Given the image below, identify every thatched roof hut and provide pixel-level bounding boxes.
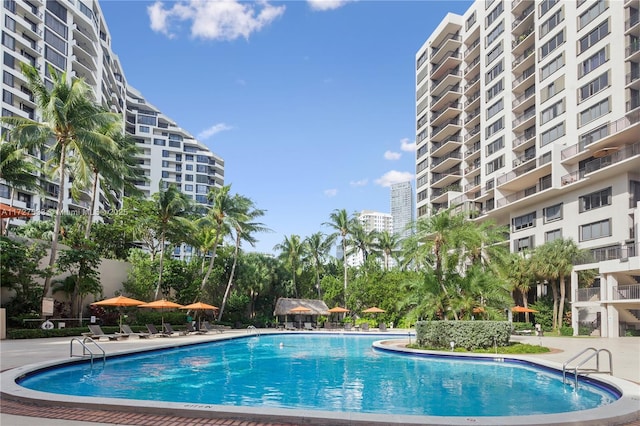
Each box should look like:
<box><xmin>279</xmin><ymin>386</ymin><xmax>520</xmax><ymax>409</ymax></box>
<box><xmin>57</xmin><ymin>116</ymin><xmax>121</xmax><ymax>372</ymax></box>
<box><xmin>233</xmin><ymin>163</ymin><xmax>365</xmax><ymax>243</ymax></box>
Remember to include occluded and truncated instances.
<box><xmin>273</xmin><ymin>298</ymin><xmax>330</xmax><ymax>316</ymax></box>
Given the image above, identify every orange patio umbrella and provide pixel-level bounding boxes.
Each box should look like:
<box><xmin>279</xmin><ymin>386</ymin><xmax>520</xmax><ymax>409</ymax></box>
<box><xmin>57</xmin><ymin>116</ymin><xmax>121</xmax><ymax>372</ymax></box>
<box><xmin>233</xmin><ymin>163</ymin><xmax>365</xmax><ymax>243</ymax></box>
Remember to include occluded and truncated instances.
<box><xmin>91</xmin><ymin>296</ymin><xmax>146</xmax><ymax>332</ymax></box>
<box><xmin>0</xmin><ymin>203</ymin><xmax>33</xmax><ymax>235</ymax></box>
<box><xmin>138</xmin><ymin>299</ymin><xmax>184</xmax><ymax>326</ymax></box>
<box><xmin>362</xmin><ymin>306</ymin><xmax>385</xmax><ymax>314</ymax></box>
<box><xmin>289</xmin><ymin>305</ymin><xmax>311</xmax><ymax>329</ymax></box>
<box><xmin>328</xmin><ymin>306</ymin><xmax>350</xmax><ymax>313</ymax></box>
<box><xmin>512</xmin><ymin>306</ymin><xmax>538</xmax><ymax>313</ymax></box>
<box><xmin>181</xmin><ymin>302</ymin><xmax>219</xmax><ymax>329</ymax></box>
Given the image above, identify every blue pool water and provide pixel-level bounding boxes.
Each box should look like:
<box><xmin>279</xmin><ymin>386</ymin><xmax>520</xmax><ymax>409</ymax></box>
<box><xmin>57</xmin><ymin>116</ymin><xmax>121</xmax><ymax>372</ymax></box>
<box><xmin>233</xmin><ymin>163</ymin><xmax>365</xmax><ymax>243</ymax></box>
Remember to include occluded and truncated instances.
<box><xmin>19</xmin><ymin>334</ymin><xmax>617</xmax><ymax>416</ymax></box>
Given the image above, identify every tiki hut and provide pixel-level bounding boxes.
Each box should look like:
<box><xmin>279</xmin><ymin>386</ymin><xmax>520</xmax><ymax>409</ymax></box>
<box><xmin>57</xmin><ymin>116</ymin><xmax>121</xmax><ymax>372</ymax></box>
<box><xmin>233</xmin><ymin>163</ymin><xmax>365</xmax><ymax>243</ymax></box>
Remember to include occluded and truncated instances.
<box><xmin>274</xmin><ymin>298</ymin><xmax>330</xmax><ymax>328</ymax></box>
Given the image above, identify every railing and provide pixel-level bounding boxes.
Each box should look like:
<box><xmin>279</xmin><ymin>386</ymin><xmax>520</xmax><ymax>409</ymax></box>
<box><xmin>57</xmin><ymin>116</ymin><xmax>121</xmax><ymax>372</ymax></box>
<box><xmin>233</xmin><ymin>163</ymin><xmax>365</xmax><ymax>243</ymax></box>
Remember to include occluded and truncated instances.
<box><xmin>513</xmin><ymin>108</ymin><xmax>536</xmax><ymax>127</ymax></box>
<box><xmin>464</xmin><ymin>108</ymin><xmax>480</xmax><ymax>124</ymax></box>
<box><xmin>512</xmin><ymin>4</ymin><xmax>535</xmax><ymax>29</ymax></box>
<box><xmin>495</xmin><ymin>177</ymin><xmax>552</xmax><ymax>208</ymax></box>
<box><xmin>431</xmin><ymin>70</ymin><xmax>463</xmax><ymax>92</ymax></box>
<box><xmin>497</xmin><ymin>152</ymin><xmax>551</xmax><ymax>186</ymax></box>
<box><xmin>465</xmin><ymin>91</ymin><xmax>480</xmax><ymax>107</ymax></box>
<box><xmin>430</xmin><ymin>169</ymin><xmax>461</xmax><ymax>186</ymax></box>
<box><xmin>561</xmin><ymin>142</ymin><xmax>640</xmax><ymax>185</ymax></box>
<box><xmin>465</xmin><ymin>56</ymin><xmax>480</xmax><ymax>74</ymax></box>
<box><xmin>431</xmin><ymin>135</ymin><xmax>462</xmax><ymax>154</ymax></box>
<box><xmin>431</xmin><ymin>101</ymin><xmax>462</xmax><ymax>123</ymax></box>
<box><xmin>432</xmin><ymin>150</ymin><xmax>462</xmax><ymax>168</ymax></box>
<box><xmin>626</xmin><ymin>41</ymin><xmax>640</xmax><ymax>58</ymax></box>
<box><xmin>431</xmin><ymin>33</ymin><xmax>462</xmax><ymax>58</ymax></box>
<box><xmin>512</xmin><ymin>65</ymin><xmax>535</xmax><ymax>88</ymax></box>
<box><xmin>464</xmin><ymin>142</ymin><xmax>481</xmax><ymax>158</ymax></box>
<box><xmin>626</xmin><ymin>70</ymin><xmax>640</xmax><ymax>85</ymax></box>
<box><xmin>430</xmin><ymin>84</ymin><xmax>461</xmax><ymax>107</ymax></box>
<box><xmin>513</xmin><ymin>127</ymin><xmax>536</xmax><ymax>147</ymax></box>
<box><xmin>613</xmin><ymin>284</ymin><xmax>640</xmax><ymax>300</ymax></box>
<box><xmin>464</xmin><ymin>126</ymin><xmax>480</xmax><ymax>141</ymax></box>
<box><xmin>575</xmin><ymin>243</ymin><xmax>638</xmax><ymax>265</ymax></box>
<box><xmin>512</xmin><ymin>27</ymin><xmax>534</xmax><ymax>48</ymax></box>
<box><xmin>576</xmin><ymin>287</ymin><xmax>600</xmax><ymax>302</ymax></box>
<box><xmin>625</xmin><ymin>14</ymin><xmax>639</xmax><ymax>30</ymax></box>
<box><xmin>431</xmin><ymin>51</ymin><xmax>462</xmax><ymax>75</ymax></box>
<box><xmin>463</xmin><ymin>38</ymin><xmax>480</xmax><ymax>58</ymax></box>
<box><xmin>431</xmin><ymin>118</ymin><xmax>462</xmax><ymax>139</ymax></box>
<box><xmin>562</xmin><ymin>348</ymin><xmax>612</xmax><ymax>390</ymax></box>
<box><xmin>513</xmin><ymin>84</ymin><xmax>536</xmax><ymax>107</ymax></box>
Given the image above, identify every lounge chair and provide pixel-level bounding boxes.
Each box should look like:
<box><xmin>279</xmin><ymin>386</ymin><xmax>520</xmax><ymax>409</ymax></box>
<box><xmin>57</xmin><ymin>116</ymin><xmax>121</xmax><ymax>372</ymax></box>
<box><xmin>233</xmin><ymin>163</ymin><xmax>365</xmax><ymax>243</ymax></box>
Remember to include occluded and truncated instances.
<box><xmin>87</xmin><ymin>324</ymin><xmax>127</xmax><ymax>341</ymax></box>
<box><xmin>285</xmin><ymin>322</ymin><xmax>295</xmax><ymax>331</ymax></box>
<box><xmin>344</xmin><ymin>323</ymin><xmax>352</xmax><ymax>331</ymax></box>
<box><xmin>202</xmin><ymin>321</ymin><xmax>224</xmax><ymax>334</ymax></box>
<box><xmin>118</xmin><ymin>324</ymin><xmax>151</xmax><ymax>338</ymax></box>
<box><xmin>379</xmin><ymin>322</ymin><xmax>387</xmax><ymax>332</ymax></box>
<box><xmin>163</xmin><ymin>323</ymin><xmax>187</xmax><ymax>336</ymax></box>
<box><xmin>185</xmin><ymin>322</ymin><xmax>204</xmax><ymax>335</ymax></box>
<box><xmin>361</xmin><ymin>323</ymin><xmax>370</xmax><ymax>332</ymax></box>
<box><xmin>146</xmin><ymin>323</ymin><xmax>170</xmax><ymax>337</ymax></box>
<box><xmin>304</xmin><ymin>322</ymin><xmax>314</xmax><ymax>331</ymax></box>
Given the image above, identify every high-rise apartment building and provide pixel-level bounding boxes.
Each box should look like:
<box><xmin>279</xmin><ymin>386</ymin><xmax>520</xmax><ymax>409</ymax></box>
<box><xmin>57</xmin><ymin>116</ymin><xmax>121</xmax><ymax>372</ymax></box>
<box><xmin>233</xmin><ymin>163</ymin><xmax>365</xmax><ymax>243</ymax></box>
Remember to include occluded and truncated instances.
<box><xmin>346</xmin><ymin>210</ymin><xmax>393</xmax><ymax>267</ymax></box>
<box><xmin>390</xmin><ymin>181</ymin><xmax>415</xmax><ymax>238</ymax></box>
<box><xmin>0</xmin><ymin>0</ymin><xmax>224</xmax><ymax>244</ymax></box>
<box><xmin>416</xmin><ymin>0</ymin><xmax>639</xmax><ymax>337</ymax></box>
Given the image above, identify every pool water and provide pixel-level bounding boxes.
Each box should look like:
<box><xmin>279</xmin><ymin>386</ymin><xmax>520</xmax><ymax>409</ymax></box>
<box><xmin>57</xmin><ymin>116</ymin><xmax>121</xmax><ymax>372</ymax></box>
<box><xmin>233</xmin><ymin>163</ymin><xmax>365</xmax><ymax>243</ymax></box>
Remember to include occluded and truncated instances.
<box><xmin>19</xmin><ymin>334</ymin><xmax>617</xmax><ymax>416</ymax></box>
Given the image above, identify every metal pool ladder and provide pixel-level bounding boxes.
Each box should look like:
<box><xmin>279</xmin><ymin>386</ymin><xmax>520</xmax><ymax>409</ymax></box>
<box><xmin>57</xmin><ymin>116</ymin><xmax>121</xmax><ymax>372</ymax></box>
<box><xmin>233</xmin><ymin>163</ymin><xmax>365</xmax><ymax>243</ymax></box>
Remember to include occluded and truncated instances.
<box><xmin>247</xmin><ymin>325</ymin><xmax>260</xmax><ymax>335</ymax></box>
<box><xmin>562</xmin><ymin>347</ymin><xmax>613</xmax><ymax>389</ymax></box>
<box><xmin>70</xmin><ymin>336</ymin><xmax>106</xmax><ymax>366</ymax></box>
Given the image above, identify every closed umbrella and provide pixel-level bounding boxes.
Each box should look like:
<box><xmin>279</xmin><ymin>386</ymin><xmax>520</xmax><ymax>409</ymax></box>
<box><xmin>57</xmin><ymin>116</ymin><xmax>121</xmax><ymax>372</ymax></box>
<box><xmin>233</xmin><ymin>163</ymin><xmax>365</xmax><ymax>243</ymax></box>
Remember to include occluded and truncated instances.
<box><xmin>138</xmin><ymin>299</ymin><xmax>184</xmax><ymax>326</ymax></box>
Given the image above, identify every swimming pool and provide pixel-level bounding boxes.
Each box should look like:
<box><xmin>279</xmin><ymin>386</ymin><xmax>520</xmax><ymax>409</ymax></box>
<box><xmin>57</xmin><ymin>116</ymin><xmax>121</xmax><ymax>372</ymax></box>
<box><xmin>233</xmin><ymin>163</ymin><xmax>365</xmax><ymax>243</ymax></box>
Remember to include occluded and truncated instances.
<box><xmin>15</xmin><ymin>334</ymin><xmax>620</xmax><ymax>418</ymax></box>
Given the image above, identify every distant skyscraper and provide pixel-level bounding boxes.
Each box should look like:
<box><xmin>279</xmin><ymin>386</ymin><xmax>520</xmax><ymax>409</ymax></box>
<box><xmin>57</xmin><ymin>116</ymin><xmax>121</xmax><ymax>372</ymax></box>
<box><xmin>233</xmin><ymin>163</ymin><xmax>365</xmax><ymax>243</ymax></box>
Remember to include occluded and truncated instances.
<box><xmin>391</xmin><ymin>181</ymin><xmax>414</xmax><ymax>238</ymax></box>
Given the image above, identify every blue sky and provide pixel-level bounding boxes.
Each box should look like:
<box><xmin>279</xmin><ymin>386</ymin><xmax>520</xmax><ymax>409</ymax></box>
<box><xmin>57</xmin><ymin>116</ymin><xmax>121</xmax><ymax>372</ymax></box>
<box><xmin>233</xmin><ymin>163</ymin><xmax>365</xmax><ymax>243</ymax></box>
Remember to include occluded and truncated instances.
<box><xmin>100</xmin><ymin>0</ymin><xmax>472</xmax><ymax>254</ymax></box>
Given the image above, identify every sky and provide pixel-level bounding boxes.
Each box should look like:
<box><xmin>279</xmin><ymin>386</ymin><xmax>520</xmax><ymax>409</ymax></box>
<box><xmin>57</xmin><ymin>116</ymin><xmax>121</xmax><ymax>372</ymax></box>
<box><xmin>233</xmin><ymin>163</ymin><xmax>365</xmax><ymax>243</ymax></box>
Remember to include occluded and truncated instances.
<box><xmin>99</xmin><ymin>0</ymin><xmax>472</xmax><ymax>255</ymax></box>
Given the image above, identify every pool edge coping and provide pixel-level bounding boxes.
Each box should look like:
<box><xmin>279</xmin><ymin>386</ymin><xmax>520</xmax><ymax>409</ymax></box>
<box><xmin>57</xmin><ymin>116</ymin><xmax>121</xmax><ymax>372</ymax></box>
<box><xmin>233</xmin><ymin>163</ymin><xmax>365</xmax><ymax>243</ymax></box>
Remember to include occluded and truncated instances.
<box><xmin>1</xmin><ymin>333</ymin><xmax>639</xmax><ymax>426</ymax></box>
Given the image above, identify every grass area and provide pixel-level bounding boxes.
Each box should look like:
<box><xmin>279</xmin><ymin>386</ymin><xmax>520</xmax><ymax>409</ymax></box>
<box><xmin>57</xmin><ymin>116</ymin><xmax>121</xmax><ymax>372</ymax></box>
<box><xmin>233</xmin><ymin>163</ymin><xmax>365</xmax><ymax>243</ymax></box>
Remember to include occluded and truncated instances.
<box><xmin>406</xmin><ymin>342</ymin><xmax>551</xmax><ymax>354</ymax></box>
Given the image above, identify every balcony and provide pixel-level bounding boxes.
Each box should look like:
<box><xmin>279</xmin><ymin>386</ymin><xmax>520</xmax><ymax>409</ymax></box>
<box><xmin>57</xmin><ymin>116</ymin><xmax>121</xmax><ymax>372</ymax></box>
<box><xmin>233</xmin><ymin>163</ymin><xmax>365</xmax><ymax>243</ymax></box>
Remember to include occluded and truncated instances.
<box><xmin>464</xmin><ymin>161</ymin><xmax>481</xmax><ymax>176</ymax></box>
<box><xmin>512</xmin><ymin>3</ymin><xmax>534</xmax><ymax>32</ymax></box>
<box><xmin>626</xmin><ymin>92</ymin><xmax>640</xmax><ymax>113</ymax></box>
<box><xmin>430</xmin><ymin>135</ymin><xmax>462</xmax><ymax>157</ymax></box>
<box><xmin>464</xmin><ymin>125</ymin><xmax>481</xmax><ymax>143</ymax></box>
<box><xmin>431</xmin><ymin>33</ymin><xmax>462</xmax><ymax>65</ymax></box>
<box><xmin>465</xmin><ymin>90</ymin><xmax>480</xmax><ymax>109</ymax></box>
<box><xmin>614</xmin><ymin>284</ymin><xmax>640</xmax><ymax>300</ymax></box>
<box><xmin>464</xmin><ymin>74</ymin><xmax>480</xmax><ymax>94</ymax></box>
<box><xmin>575</xmin><ymin>244</ymin><xmax>638</xmax><ymax>266</ymax></box>
<box><xmin>431</xmin><ymin>70</ymin><xmax>463</xmax><ymax>98</ymax></box>
<box><xmin>431</xmin><ymin>102</ymin><xmax>462</xmax><ymax>127</ymax></box>
<box><xmin>431</xmin><ymin>118</ymin><xmax>462</xmax><ymax>142</ymax></box>
<box><xmin>431</xmin><ymin>168</ymin><xmax>461</xmax><ymax>189</ymax></box>
<box><xmin>497</xmin><ymin>152</ymin><xmax>552</xmax><ymax>189</ymax></box>
<box><xmin>465</xmin><ymin>56</ymin><xmax>480</xmax><ymax>76</ymax></box>
<box><xmin>561</xmin><ymin>141</ymin><xmax>640</xmax><ymax>186</ymax></box>
<box><xmin>561</xmin><ymin>111</ymin><xmax>640</xmax><ymax>164</ymax></box>
<box><xmin>512</xmin><ymin>27</ymin><xmax>534</xmax><ymax>55</ymax></box>
<box><xmin>496</xmin><ymin>175</ymin><xmax>552</xmax><ymax>208</ymax></box>
<box><xmin>431</xmin><ymin>150</ymin><xmax>462</xmax><ymax>173</ymax></box>
<box><xmin>512</xmin><ymin>46</ymin><xmax>535</xmax><ymax>73</ymax></box>
<box><xmin>430</xmin><ymin>84</ymin><xmax>462</xmax><ymax>110</ymax></box>
<box><xmin>512</xmin><ymin>149</ymin><xmax>536</xmax><ymax>169</ymax></box>
<box><xmin>513</xmin><ymin>65</ymin><xmax>535</xmax><ymax>91</ymax></box>
<box><xmin>464</xmin><ymin>38</ymin><xmax>480</xmax><ymax>59</ymax></box>
<box><xmin>625</xmin><ymin>13</ymin><xmax>639</xmax><ymax>33</ymax></box>
<box><xmin>513</xmin><ymin>126</ymin><xmax>537</xmax><ymax>152</ymax></box>
<box><xmin>626</xmin><ymin>40</ymin><xmax>640</xmax><ymax>60</ymax></box>
<box><xmin>512</xmin><ymin>107</ymin><xmax>536</xmax><ymax>132</ymax></box>
<box><xmin>431</xmin><ymin>51</ymin><xmax>463</xmax><ymax>81</ymax></box>
<box><xmin>430</xmin><ymin>184</ymin><xmax>462</xmax><ymax>202</ymax></box>
<box><xmin>626</xmin><ymin>68</ymin><xmax>640</xmax><ymax>90</ymax></box>
<box><xmin>464</xmin><ymin>141</ymin><xmax>481</xmax><ymax>159</ymax></box>
<box><xmin>464</xmin><ymin>108</ymin><xmax>480</xmax><ymax>126</ymax></box>
<box><xmin>512</xmin><ymin>84</ymin><xmax>536</xmax><ymax>111</ymax></box>
<box><xmin>576</xmin><ymin>287</ymin><xmax>600</xmax><ymax>302</ymax></box>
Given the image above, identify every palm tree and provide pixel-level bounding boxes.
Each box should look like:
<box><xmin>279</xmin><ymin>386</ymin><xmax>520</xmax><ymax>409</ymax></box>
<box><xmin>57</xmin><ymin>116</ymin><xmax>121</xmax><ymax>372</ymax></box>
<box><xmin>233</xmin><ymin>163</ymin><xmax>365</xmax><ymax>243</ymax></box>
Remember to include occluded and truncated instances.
<box><xmin>0</xmin><ymin>64</ymin><xmax>121</xmax><ymax>308</ymax></box>
<box><xmin>503</xmin><ymin>252</ymin><xmax>535</xmax><ymax>321</ymax></box>
<box><xmin>376</xmin><ymin>230</ymin><xmax>401</xmax><ymax>270</ymax></box>
<box><xmin>152</xmin><ymin>182</ymin><xmax>193</xmax><ymax>300</ymax></box>
<box><xmin>0</xmin><ymin>141</ymin><xmax>40</xmax><ymax>234</ymax></box>
<box><xmin>324</xmin><ymin>209</ymin><xmax>352</xmax><ymax>305</ymax></box>
<box><xmin>348</xmin><ymin>220</ymin><xmax>377</xmax><ymax>264</ymax></box>
<box><xmin>274</xmin><ymin>234</ymin><xmax>304</xmax><ymax>298</ymax></box>
<box><xmin>218</xmin><ymin>195</ymin><xmax>268</xmax><ymax>321</ymax></box>
<box><xmin>303</xmin><ymin>232</ymin><xmax>335</xmax><ymax>298</ymax></box>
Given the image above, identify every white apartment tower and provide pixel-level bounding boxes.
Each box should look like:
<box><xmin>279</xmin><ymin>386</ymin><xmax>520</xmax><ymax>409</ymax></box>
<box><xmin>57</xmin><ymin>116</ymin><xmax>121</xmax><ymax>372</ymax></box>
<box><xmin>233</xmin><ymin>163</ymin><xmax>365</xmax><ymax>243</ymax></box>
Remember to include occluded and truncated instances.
<box><xmin>346</xmin><ymin>210</ymin><xmax>394</xmax><ymax>267</ymax></box>
<box><xmin>416</xmin><ymin>0</ymin><xmax>640</xmax><ymax>337</ymax></box>
<box><xmin>0</xmin><ymin>0</ymin><xmax>224</xmax><ymax>242</ymax></box>
<box><xmin>390</xmin><ymin>181</ymin><xmax>415</xmax><ymax>238</ymax></box>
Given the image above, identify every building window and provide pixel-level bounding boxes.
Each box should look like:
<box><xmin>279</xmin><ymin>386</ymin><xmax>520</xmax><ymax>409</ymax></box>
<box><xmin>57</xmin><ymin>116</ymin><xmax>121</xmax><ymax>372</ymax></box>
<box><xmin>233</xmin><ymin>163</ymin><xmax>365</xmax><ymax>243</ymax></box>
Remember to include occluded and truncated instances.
<box><xmin>175</xmin><ymin>153</ymin><xmax>182</xmax><ymax>161</ymax></box>
<box><xmin>486</xmin><ymin>42</ymin><xmax>503</xmax><ymax>65</ymax></box>
<box><xmin>162</xmin><ymin>150</ymin><xmax>170</xmax><ymax>158</ymax></box>
<box><xmin>540</xmin><ymin>99</ymin><xmax>565</xmax><ymax>125</ymax></box>
<box><xmin>580</xmin><ymin>219</ymin><xmax>611</xmax><ymax>241</ymax></box>
<box><xmin>579</xmin><ymin>187</ymin><xmax>612</xmax><ymax>212</ymax></box>
<box><xmin>486</xmin><ymin>60</ymin><xmax>503</xmax><ymax>84</ymax></box>
<box><xmin>139</xmin><ymin>125</ymin><xmax>149</xmax><ymax>133</ymax></box>
<box><xmin>153</xmin><ymin>138</ymin><xmax>165</xmax><ymax>146</ymax></box>
<box><xmin>2</xmin><ymin>89</ymin><xmax>13</xmax><ymax>104</ymax></box>
<box><xmin>466</xmin><ymin>12</ymin><xmax>476</xmax><ymax>30</ymax></box>
<box><xmin>2</xmin><ymin>32</ymin><xmax>15</xmax><ymax>50</ymax></box>
<box><xmin>185</xmin><ymin>174</ymin><xmax>193</xmax><ymax>182</ymax></box>
<box><xmin>540</xmin><ymin>53</ymin><xmax>564</xmax><ymax>81</ymax></box>
<box><xmin>138</xmin><ymin>115</ymin><xmax>156</xmax><ymax>126</ymax></box>
<box><xmin>512</xmin><ymin>211</ymin><xmax>536</xmax><ymax>231</ymax></box>
<box><xmin>5</xmin><ymin>16</ymin><xmax>15</xmax><ymax>31</ymax></box>
<box><xmin>578</xmin><ymin>97</ymin><xmax>610</xmax><ymax>127</ymax></box>
<box><xmin>161</xmin><ymin>160</ymin><xmax>170</xmax><ymax>167</ymax></box>
<box><xmin>514</xmin><ymin>235</ymin><xmax>534</xmax><ymax>252</ymax></box>
<box><xmin>543</xmin><ymin>203</ymin><xmax>563</xmax><ymax>223</ymax></box>
<box><xmin>196</xmin><ymin>184</ymin><xmax>208</xmax><ymax>194</ymax></box>
<box><xmin>168</xmin><ymin>140</ymin><xmax>181</xmax><ymax>148</ymax></box>
<box><xmin>578</xmin><ymin>0</ymin><xmax>607</xmax><ymax>31</ymax></box>
<box><xmin>45</xmin><ymin>12</ymin><xmax>68</xmax><ymax>38</ymax></box>
<box><xmin>44</xmin><ymin>45</ymin><xmax>66</xmax><ymax>69</ymax></box>
<box><xmin>486</xmin><ymin>99</ymin><xmax>504</xmax><ymax>120</ymax></box>
<box><xmin>486</xmin><ymin>79</ymin><xmax>503</xmax><ymax>101</ymax></box>
<box><xmin>540</xmin><ymin>0</ymin><xmax>558</xmax><ymax>17</ymax></box>
<box><xmin>44</xmin><ymin>28</ymin><xmax>67</xmax><ymax>55</ymax></box>
<box><xmin>540</xmin><ymin>29</ymin><xmax>565</xmax><ymax>60</ymax></box>
<box><xmin>540</xmin><ymin>8</ymin><xmax>564</xmax><ymax>38</ymax></box>
<box><xmin>486</xmin><ymin>155</ymin><xmax>504</xmax><ymax>174</ymax></box>
<box><xmin>46</xmin><ymin>0</ymin><xmax>68</xmax><ymax>21</ymax></box>
<box><xmin>486</xmin><ymin>117</ymin><xmax>504</xmax><ymax>138</ymax></box>
<box><xmin>540</xmin><ymin>122</ymin><xmax>565</xmax><ymax>146</ymax></box>
<box><xmin>185</xmin><ymin>154</ymin><xmax>194</xmax><ymax>162</ymax></box>
<box><xmin>579</xmin><ymin>47</ymin><xmax>608</xmax><ymax>78</ymax></box>
<box><xmin>578</xmin><ymin>71</ymin><xmax>609</xmax><ymax>103</ymax></box>
<box><xmin>486</xmin><ymin>136</ymin><xmax>504</xmax><ymax>155</ymax></box>
<box><xmin>578</xmin><ymin>19</ymin><xmax>609</xmax><ymax>54</ymax></box>
<box><xmin>184</xmin><ymin>184</ymin><xmax>194</xmax><ymax>191</ymax></box>
<box><xmin>196</xmin><ymin>164</ymin><xmax>207</xmax><ymax>173</ymax></box>
<box><xmin>2</xmin><ymin>71</ymin><xmax>13</xmax><ymax>87</ymax></box>
<box><xmin>161</xmin><ymin>171</ymin><xmax>169</xmax><ymax>178</ymax></box>
<box><xmin>186</xmin><ymin>164</ymin><xmax>193</xmax><ymax>171</ymax></box>
<box><xmin>545</xmin><ymin>229</ymin><xmax>562</xmax><ymax>243</ymax></box>
<box><xmin>196</xmin><ymin>174</ymin><xmax>209</xmax><ymax>184</ymax></box>
<box><xmin>486</xmin><ymin>20</ymin><xmax>504</xmax><ymax>47</ymax></box>
<box><xmin>486</xmin><ymin>1</ymin><xmax>503</xmax><ymax>27</ymax></box>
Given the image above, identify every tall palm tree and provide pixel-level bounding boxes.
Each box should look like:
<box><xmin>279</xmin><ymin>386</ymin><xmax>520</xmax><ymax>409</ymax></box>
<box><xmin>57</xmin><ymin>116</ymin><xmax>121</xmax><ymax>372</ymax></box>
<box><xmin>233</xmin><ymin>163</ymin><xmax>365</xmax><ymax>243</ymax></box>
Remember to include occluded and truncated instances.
<box><xmin>218</xmin><ymin>195</ymin><xmax>268</xmax><ymax>321</ymax></box>
<box><xmin>196</xmin><ymin>185</ymin><xmax>244</xmax><ymax>295</ymax></box>
<box><xmin>375</xmin><ymin>230</ymin><xmax>401</xmax><ymax>270</ymax></box>
<box><xmin>347</xmin><ymin>220</ymin><xmax>377</xmax><ymax>264</ymax></box>
<box><xmin>0</xmin><ymin>64</ymin><xmax>121</xmax><ymax>308</ymax></box>
<box><xmin>303</xmin><ymin>232</ymin><xmax>335</xmax><ymax>298</ymax></box>
<box><xmin>502</xmin><ymin>252</ymin><xmax>535</xmax><ymax>321</ymax></box>
<box><xmin>0</xmin><ymin>141</ymin><xmax>40</xmax><ymax>234</ymax></box>
<box><xmin>274</xmin><ymin>234</ymin><xmax>303</xmax><ymax>298</ymax></box>
<box><xmin>152</xmin><ymin>182</ymin><xmax>193</xmax><ymax>300</ymax></box>
<box><xmin>324</xmin><ymin>209</ymin><xmax>352</xmax><ymax>305</ymax></box>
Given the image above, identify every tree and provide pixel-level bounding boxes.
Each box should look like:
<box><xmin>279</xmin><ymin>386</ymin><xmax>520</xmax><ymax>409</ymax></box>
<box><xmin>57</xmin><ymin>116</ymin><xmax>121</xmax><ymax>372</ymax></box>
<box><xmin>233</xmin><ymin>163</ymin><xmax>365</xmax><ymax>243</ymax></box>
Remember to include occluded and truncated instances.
<box><xmin>218</xmin><ymin>195</ymin><xmax>268</xmax><ymax>321</ymax></box>
<box><xmin>151</xmin><ymin>182</ymin><xmax>193</xmax><ymax>299</ymax></box>
<box><xmin>0</xmin><ymin>141</ymin><xmax>40</xmax><ymax>234</ymax></box>
<box><xmin>375</xmin><ymin>230</ymin><xmax>401</xmax><ymax>270</ymax></box>
<box><xmin>0</xmin><ymin>64</ymin><xmax>121</xmax><ymax>313</ymax></box>
<box><xmin>347</xmin><ymin>220</ymin><xmax>377</xmax><ymax>264</ymax></box>
<box><xmin>502</xmin><ymin>252</ymin><xmax>535</xmax><ymax>322</ymax></box>
<box><xmin>303</xmin><ymin>232</ymin><xmax>335</xmax><ymax>298</ymax></box>
<box><xmin>324</xmin><ymin>209</ymin><xmax>353</xmax><ymax>306</ymax></box>
<box><xmin>274</xmin><ymin>234</ymin><xmax>304</xmax><ymax>298</ymax></box>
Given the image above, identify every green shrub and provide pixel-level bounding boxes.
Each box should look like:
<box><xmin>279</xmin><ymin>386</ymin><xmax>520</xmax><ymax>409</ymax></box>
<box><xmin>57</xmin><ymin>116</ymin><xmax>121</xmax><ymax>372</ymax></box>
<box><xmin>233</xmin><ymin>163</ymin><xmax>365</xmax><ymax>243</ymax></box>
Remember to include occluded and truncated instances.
<box><xmin>415</xmin><ymin>320</ymin><xmax>512</xmax><ymax>350</ymax></box>
<box><xmin>560</xmin><ymin>326</ymin><xmax>574</xmax><ymax>336</ymax></box>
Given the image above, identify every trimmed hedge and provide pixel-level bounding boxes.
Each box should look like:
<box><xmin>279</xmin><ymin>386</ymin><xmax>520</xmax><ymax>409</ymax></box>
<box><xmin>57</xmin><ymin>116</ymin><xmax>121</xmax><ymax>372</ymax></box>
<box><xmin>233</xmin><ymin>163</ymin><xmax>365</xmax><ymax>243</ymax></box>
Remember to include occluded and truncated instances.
<box><xmin>415</xmin><ymin>320</ymin><xmax>512</xmax><ymax>350</ymax></box>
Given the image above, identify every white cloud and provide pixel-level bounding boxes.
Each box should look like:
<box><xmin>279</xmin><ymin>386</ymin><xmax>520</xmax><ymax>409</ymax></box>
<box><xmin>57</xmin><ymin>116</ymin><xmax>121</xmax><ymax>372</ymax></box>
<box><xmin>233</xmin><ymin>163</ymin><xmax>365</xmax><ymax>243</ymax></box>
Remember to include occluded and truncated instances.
<box><xmin>349</xmin><ymin>179</ymin><xmax>368</xmax><ymax>187</ymax></box>
<box><xmin>197</xmin><ymin>123</ymin><xmax>232</xmax><ymax>140</ymax></box>
<box><xmin>374</xmin><ymin>170</ymin><xmax>414</xmax><ymax>188</ymax></box>
<box><xmin>400</xmin><ymin>137</ymin><xmax>416</xmax><ymax>152</ymax></box>
<box><xmin>324</xmin><ymin>189</ymin><xmax>338</xmax><ymax>197</ymax></box>
<box><xmin>384</xmin><ymin>150</ymin><xmax>401</xmax><ymax>160</ymax></box>
<box><xmin>147</xmin><ymin>0</ymin><xmax>286</xmax><ymax>41</ymax></box>
<box><xmin>307</xmin><ymin>0</ymin><xmax>352</xmax><ymax>11</ymax></box>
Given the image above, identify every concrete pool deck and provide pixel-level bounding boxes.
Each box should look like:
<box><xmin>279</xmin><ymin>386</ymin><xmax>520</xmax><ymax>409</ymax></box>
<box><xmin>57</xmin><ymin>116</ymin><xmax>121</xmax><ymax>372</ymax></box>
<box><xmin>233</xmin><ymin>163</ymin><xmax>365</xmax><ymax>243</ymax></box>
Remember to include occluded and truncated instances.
<box><xmin>1</xmin><ymin>330</ymin><xmax>639</xmax><ymax>425</ymax></box>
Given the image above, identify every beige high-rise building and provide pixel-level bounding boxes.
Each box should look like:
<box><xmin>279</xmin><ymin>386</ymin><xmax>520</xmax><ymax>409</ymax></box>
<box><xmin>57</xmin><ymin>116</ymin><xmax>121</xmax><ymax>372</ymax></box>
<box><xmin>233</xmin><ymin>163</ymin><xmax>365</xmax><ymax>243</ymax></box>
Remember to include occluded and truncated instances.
<box><xmin>416</xmin><ymin>0</ymin><xmax>640</xmax><ymax>337</ymax></box>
